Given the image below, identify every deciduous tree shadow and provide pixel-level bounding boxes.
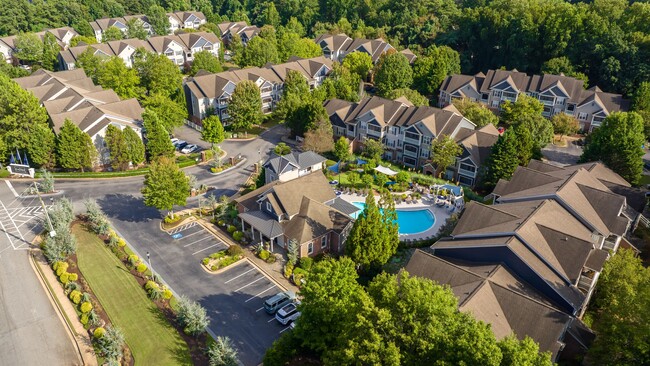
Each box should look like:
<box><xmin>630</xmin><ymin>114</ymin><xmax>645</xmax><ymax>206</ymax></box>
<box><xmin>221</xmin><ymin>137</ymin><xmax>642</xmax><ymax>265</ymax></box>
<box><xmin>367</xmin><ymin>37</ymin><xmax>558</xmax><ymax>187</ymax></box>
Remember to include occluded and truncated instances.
<box><xmin>97</xmin><ymin>194</ymin><xmax>160</xmax><ymax>223</ymax></box>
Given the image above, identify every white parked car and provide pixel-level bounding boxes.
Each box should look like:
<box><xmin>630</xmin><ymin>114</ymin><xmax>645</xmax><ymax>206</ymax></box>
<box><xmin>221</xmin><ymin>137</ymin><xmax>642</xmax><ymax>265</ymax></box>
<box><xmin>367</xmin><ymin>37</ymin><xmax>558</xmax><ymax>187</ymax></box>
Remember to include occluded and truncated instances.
<box><xmin>181</xmin><ymin>144</ymin><xmax>199</xmax><ymax>154</ymax></box>
<box><xmin>275</xmin><ymin>301</ymin><xmax>301</xmax><ymax>325</ymax></box>
<box><xmin>170</xmin><ymin>138</ymin><xmax>179</xmax><ymax>145</ymax></box>
<box><xmin>173</xmin><ymin>139</ymin><xmax>186</xmax><ymax>147</ymax></box>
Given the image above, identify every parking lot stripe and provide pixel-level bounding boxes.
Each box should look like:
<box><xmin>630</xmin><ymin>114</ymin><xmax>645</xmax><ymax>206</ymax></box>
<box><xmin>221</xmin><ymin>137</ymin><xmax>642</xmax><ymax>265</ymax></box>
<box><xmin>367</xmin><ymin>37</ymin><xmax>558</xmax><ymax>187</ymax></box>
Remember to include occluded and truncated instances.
<box><xmin>279</xmin><ymin>326</ymin><xmax>292</xmax><ymax>334</ymax></box>
<box><xmin>256</xmin><ymin>307</ymin><xmax>264</xmax><ymax>312</ymax></box>
<box><xmin>224</xmin><ymin>268</ymin><xmax>255</xmax><ymax>284</ymax></box>
<box><xmin>245</xmin><ymin>285</ymin><xmax>276</xmax><ymax>303</ymax></box>
<box><xmin>267</xmin><ymin>318</ymin><xmax>277</xmax><ymax>323</ymax></box>
<box><xmin>183</xmin><ymin>236</ymin><xmax>213</xmax><ymax>247</ymax></box>
<box><xmin>176</xmin><ymin>230</ymin><xmax>203</xmax><ymax>239</ymax></box>
<box><xmin>234</xmin><ymin>276</ymin><xmax>265</xmax><ymax>292</ymax></box>
<box><xmin>192</xmin><ymin>243</ymin><xmax>223</xmax><ymax>255</ymax></box>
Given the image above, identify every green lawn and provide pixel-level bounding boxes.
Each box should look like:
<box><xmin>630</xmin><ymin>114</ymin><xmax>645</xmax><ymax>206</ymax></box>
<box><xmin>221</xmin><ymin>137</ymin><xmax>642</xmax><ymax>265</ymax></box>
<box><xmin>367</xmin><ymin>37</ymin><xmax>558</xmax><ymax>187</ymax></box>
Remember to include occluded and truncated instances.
<box><xmin>73</xmin><ymin>225</ymin><xmax>191</xmax><ymax>366</ymax></box>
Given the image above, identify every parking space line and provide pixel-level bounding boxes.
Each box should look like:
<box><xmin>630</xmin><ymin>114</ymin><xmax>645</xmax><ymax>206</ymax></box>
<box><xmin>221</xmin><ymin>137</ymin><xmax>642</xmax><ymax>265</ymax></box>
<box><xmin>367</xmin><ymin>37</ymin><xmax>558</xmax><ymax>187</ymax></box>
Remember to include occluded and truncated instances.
<box><xmin>267</xmin><ymin>318</ymin><xmax>277</xmax><ymax>323</ymax></box>
<box><xmin>183</xmin><ymin>236</ymin><xmax>213</xmax><ymax>247</ymax></box>
<box><xmin>223</xmin><ymin>267</ymin><xmax>255</xmax><ymax>283</ymax></box>
<box><xmin>234</xmin><ymin>276</ymin><xmax>265</xmax><ymax>292</ymax></box>
<box><xmin>191</xmin><ymin>243</ymin><xmax>223</xmax><ymax>255</ymax></box>
<box><xmin>245</xmin><ymin>285</ymin><xmax>276</xmax><ymax>303</ymax></box>
<box><xmin>279</xmin><ymin>326</ymin><xmax>292</xmax><ymax>334</ymax></box>
<box><xmin>256</xmin><ymin>307</ymin><xmax>264</xmax><ymax>312</ymax></box>
<box><xmin>176</xmin><ymin>229</ymin><xmax>204</xmax><ymax>240</ymax></box>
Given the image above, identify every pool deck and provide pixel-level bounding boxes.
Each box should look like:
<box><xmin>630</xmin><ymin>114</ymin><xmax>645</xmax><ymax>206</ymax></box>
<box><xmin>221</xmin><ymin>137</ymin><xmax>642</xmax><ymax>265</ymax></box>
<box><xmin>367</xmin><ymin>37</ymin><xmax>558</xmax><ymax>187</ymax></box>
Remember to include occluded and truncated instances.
<box><xmin>338</xmin><ymin>193</ymin><xmax>455</xmax><ymax>241</ymax></box>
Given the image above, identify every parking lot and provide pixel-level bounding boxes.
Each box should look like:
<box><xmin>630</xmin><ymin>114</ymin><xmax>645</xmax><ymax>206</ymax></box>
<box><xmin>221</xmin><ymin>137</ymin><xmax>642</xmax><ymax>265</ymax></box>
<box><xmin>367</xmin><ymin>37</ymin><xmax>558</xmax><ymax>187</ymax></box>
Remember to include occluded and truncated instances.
<box><xmin>218</xmin><ymin>261</ymin><xmax>294</xmax><ymax>333</ymax></box>
<box><xmin>167</xmin><ymin>221</ymin><xmax>228</xmax><ymax>256</ymax></box>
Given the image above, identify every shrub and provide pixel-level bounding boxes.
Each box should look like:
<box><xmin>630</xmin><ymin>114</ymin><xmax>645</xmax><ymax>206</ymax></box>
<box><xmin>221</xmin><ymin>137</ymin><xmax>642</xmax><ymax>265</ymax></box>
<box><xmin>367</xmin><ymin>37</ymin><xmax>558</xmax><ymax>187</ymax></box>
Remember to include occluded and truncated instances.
<box><xmin>108</xmin><ymin>235</ymin><xmax>118</xmax><ymax>247</ymax></box>
<box><xmin>299</xmin><ymin>257</ymin><xmax>313</xmax><ymax>271</ymax></box>
<box><xmin>258</xmin><ymin>250</ymin><xmax>270</xmax><ymax>260</ymax></box>
<box><xmin>148</xmin><ymin>285</ymin><xmax>163</xmax><ymax>300</ymax></box>
<box><xmin>266</xmin><ymin>255</ymin><xmax>276</xmax><ymax>264</ymax></box>
<box><xmin>176</xmin><ymin>295</ymin><xmax>209</xmax><ymax>336</ymax></box>
<box><xmin>202</xmin><ymin>258</ymin><xmax>210</xmax><ymax>265</ymax></box>
<box><xmin>209</xmin><ymin>251</ymin><xmax>226</xmax><ymax>260</ymax></box>
<box><xmin>145</xmin><ymin>281</ymin><xmax>159</xmax><ymax>291</ymax></box>
<box><xmin>216</xmin><ymin>255</ymin><xmax>241</xmax><ymax>269</ymax></box>
<box><xmin>68</xmin><ymin>273</ymin><xmax>78</xmax><ymax>282</ymax></box>
<box><xmin>59</xmin><ymin>273</ymin><xmax>70</xmax><ymax>284</ymax></box>
<box><xmin>94</xmin><ymin>327</ymin><xmax>106</xmax><ymax>339</ymax></box>
<box><xmin>283</xmin><ymin>265</ymin><xmax>293</xmax><ymax>279</ymax></box>
<box><xmin>117</xmin><ymin>238</ymin><xmax>126</xmax><ymax>247</ymax></box>
<box><xmin>162</xmin><ymin>289</ymin><xmax>173</xmax><ymax>300</ymax></box>
<box><xmin>80</xmin><ymin>301</ymin><xmax>93</xmax><ymax>313</ymax></box>
<box><xmin>232</xmin><ymin>231</ymin><xmax>243</xmax><ymax>241</ymax></box>
<box><xmin>217</xmin><ymin>219</ymin><xmax>225</xmax><ymax>226</ymax></box>
<box><xmin>69</xmin><ymin>290</ymin><xmax>82</xmax><ymax>304</ymax></box>
<box><xmin>207</xmin><ymin>336</ymin><xmax>239</xmax><ymax>366</ymax></box>
<box><xmin>211</xmin><ymin>265</ymin><xmax>218</xmax><ymax>271</ymax></box>
<box><xmin>227</xmin><ymin>244</ymin><xmax>243</xmax><ymax>257</ymax></box>
<box><xmin>88</xmin><ymin>310</ymin><xmax>100</xmax><ymax>327</ymax></box>
<box><xmin>227</xmin><ymin>225</ymin><xmax>236</xmax><ymax>233</ymax></box>
<box><xmin>164</xmin><ymin>214</ymin><xmax>181</xmax><ymax>224</ymax></box>
<box><xmin>65</xmin><ymin>281</ymin><xmax>80</xmax><ymax>292</ymax></box>
<box><xmin>80</xmin><ymin>313</ymin><xmax>89</xmax><ymax>326</ymax></box>
<box><xmin>128</xmin><ymin>254</ymin><xmax>139</xmax><ymax>266</ymax></box>
<box><xmin>55</xmin><ymin>262</ymin><xmax>69</xmax><ymax>276</ymax></box>
<box><xmin>96</xmin><ymin>326</ymin><xmax>125</xmax><ymax>361</ymax></box>
<box><xmin>136</xmin><ymin>263</ymin><xmax>147</xmax><ymax>273</ymax></box>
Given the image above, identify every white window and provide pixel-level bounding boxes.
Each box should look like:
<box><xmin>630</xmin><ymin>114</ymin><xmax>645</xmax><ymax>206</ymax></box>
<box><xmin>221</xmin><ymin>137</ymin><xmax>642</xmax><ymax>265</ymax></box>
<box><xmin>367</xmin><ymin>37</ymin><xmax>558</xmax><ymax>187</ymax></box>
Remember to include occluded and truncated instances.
<box><xmin>266</xmin><ymin>201</ymin><xmax>272</xmax><ymax>212</ymax></box>
<box><xmin>307</xmin><ymin>242</ymin><xmax>314</xmax><ymax>254</ymax></box>
<box><xmin>491</xmin><ymin>100</ymin><xmax>499</xmax><ymax>108</ymax></box>
<box><xmin>578</xmin><ymin>112</ymin><xmax>588</xmax><ymax>121</ymax></box>
<box><xmin>492</xmin><ymin>90</ymin><xmax>502</xmax><ymax>98</ymax></box>
<box><xmin>321</xmin><ymin>236</ymin><xmax>327</xmax><ymax>248</ymax></box>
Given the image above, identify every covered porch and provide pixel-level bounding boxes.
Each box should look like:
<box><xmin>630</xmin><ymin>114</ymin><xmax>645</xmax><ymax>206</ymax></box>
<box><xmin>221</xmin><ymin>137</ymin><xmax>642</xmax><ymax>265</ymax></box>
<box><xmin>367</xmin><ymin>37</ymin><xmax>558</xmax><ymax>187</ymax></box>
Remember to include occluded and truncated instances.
<box><xmin>238</xmin><ymin>210</ymin><xmax>284</xmax><ymax>252</ymax></box>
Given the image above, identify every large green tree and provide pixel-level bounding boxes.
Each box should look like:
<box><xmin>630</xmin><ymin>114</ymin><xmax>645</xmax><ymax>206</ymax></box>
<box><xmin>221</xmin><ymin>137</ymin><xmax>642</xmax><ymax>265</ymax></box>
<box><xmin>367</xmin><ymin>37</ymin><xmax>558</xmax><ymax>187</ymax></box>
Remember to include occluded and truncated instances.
<box><xmin>236</xmin><ymin>36</ymin><xmax>279</xmax><ymax>67</ymax></box>
<box><xmin>228</xmin><ymin>80</ymin><xmax>262</xmax><ymax>130</ymax></box>
<box><xmin>41</xmin><ymin>32</ymin><xmax>59</xmax><ymax>71</ymax></box>
<box><xmin>580</xmin><ymin>112</ymin><xmax>645</xmax><ymax>185</ymax></box>
<box><xmin>141</xmin><ymin>156</ymin><xmax>190</xmax><ymax>216</ymax></box>
<box><xmin>104</xmin><ymin>125</ymin><xmax>129</xmax><ymax>170</ymax></box>
<box><xmin>189</xmin><ymin>50</ymin><xmax>223</xmax><ymax>75</ymax></box>
<box><xmin>551</xmin><ymin>112</ymin><xmax>579</xmax><ymax>141</ymax></box>
<box><xmin>141</xmin><ymin>93</ymin><xmax>186</xmax><ymax>131</ymax></box>
<box><xmin>126</xmin><ymin>18</ymin><xmax>149</xmax><ymax>40</ymax></box>
<box><xmin>123</xmin><ymin>126</ymin><xmax>145</xmax><ymax>166</ymax></box>
<box><xmin>147</xmin><ymin>5</ymin><xmax>169</xmax><ymax>36</ymax></box>
<box><xmin>384</xmin><ymin>88</ymin><xmax>429</xmax><ymax>106</ymax></box>
<box><xmin>374</xmin><ymin>52</ymin><xmax>413</xmax><ymax>96</ymax></box>
<box><xmin>500</xmin><ymin>95</ymin><xmax>544</xmax><ymax>126</ymax></box>
<box><xmin>201</xmin><ymin>115</ymin><xmax>225</xmax><ymax>147</ymax></box>
<box><xmin>102</xmin><ymin>26</ymin><xmax>124</xmax><ymax>42</ymax></box>
<box><xmin>482</xmin><ymin>128</ymin><xmax>520</xmax><ymax>188</ymax></box>
<box><xmin>13</xmin><ymin>33</ymin><xmax>43</xmax><ymax>65</ymax></box>
<box><xmin>342</xmin><ymin>51</ymin><xmax>373</xmax><ymax>80</ymax></box>
<box><xmin>452</xmin><ymin>98</ymin><xmax>498</xmax><ymax>127</ymax></box>
<box><xmin>56</xmin><ymin>119</ymin><xmax>97</xmax><ymax>172</ymax></box>
<box><xmin>315</xmin><ymin>63</ymin><xmax>360</xmax><ymax>102</ymax></box>
<box><xmin>134</xmin><ymin>51</ymin><xmax>183</xmax><ymax>98</ymax></box>
<box><xmin>412</xmin><ymin>45</ymin><xmax>460</xmax><ymax>96</ymax></box>
<box><xmin>143</xmin><ymin>109</ymin><xmax>175</xmax><ymax>160</ymax></box>
<box><xmin>345</xmin><ymin>192</ymin><xmax>399</xmax><ymax>269</ymax></box>
<box><xmin>96</xmin><ymin>57</ymin><xmax>142</xmax><ymax>99</ymax></box>
<box><xmin>28</xmin><ymin>123</ymin><xmax>57</xmax><ymax>167</ymax></box>
<box><xmin>333</xmin><ymin>136</ymin><xmax>351</xmax><ymax>162</ymax></box>
<box><xmin>430</xmin><ymin>134</ymin><xmax>463</xmax><ymax>176</ymax></box>
<box><xmin>632</xmin><ymin>81</ymin><xmax>650</xmax><ymax>142</ymax></box>
<box><xmin>302</xmin><ymin>116</ymin><xmax>334</xmax><ymax>153</ymax></box>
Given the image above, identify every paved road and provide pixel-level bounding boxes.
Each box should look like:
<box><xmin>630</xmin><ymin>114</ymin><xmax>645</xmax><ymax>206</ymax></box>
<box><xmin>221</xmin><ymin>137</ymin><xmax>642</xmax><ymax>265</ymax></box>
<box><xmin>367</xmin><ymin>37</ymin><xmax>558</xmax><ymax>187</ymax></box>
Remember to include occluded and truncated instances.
<box><xmin>0</xmin><ymin>124</ymin><xmax>287</xmax><ymax>365</ymax></box>
<box><xmin>0</xmin><ymin>182</ymin><xmax>80</xmax><ymax>366</ymax></box>
<box><xmin>542</xmin><ymin>138</ymin><xmax>583</xmax><ymax>166</ymax></box>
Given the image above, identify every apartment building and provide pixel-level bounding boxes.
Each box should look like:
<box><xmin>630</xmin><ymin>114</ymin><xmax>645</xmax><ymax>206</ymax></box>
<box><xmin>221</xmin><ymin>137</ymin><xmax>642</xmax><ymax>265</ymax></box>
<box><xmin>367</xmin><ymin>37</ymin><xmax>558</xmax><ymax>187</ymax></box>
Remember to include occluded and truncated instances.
<box><xmin>13</xmin><ymin>69</ymin><xmax>143</xmax><ymax>165</ymax></box>
<box><xmin>184</xmin><ymin>56</ymin><xmax>332</xmax><ymax>123</ymax></box>
<box><xmin>0</xmin><ymin>27</ymin><xmax>78</xmax><ymax>65</ymax></box>
<box><xmin>217</xmin><ymin>21</ymin><xmax>260</xmax><ymax>45</ymax></box>
<box><xmin>90</xmin><ymin>11</ymin><xmax>206</xmax><ymax>42</ymax></box>
<box><xmin>324</xmin><ymin>96</ymin><xmax>476</xmax><ymax>169</ymax></box>
<box><xmin>439</xmin><ymin>69</ymin><xmax>630</xmax><ymax>132</ymax></box>
<box><xmin>58</xmin><ymin>32</ymin><xmax>220</xmax><ymax>70</ymax></box>
<box><xmin>314</xmin><ymin>33</ymin><xmax>399</xmax><ymax>63</ymax></box>
<box><xmin>406</xmin><ymin>160</ymin><xmax>639</xmax><ymax>362</ymax></box>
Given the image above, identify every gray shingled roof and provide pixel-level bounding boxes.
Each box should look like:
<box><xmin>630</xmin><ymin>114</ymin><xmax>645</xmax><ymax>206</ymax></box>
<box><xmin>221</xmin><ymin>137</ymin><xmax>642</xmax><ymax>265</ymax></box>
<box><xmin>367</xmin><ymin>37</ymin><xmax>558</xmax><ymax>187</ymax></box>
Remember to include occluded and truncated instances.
<box><xmin>264</xmin><ymin>151</ymin><xmax>327</xmax><ymax>175</ymax></box>
<box><xmin>238</xmin><ymin>210</ymin><xmax>284</xmax><ymax>238</ymax></box>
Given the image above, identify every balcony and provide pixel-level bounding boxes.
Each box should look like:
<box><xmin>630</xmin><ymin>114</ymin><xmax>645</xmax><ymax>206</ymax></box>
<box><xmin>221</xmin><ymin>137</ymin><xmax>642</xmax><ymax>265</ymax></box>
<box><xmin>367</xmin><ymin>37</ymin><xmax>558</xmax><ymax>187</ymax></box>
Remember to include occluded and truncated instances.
<box><xmin>458</xmin><ymin>167</ymin><xmax>477</xmax><ymax>178</ymax></box>
<box><xmin>603</xmin><ymin>238</ymin><xmax>617</xmax><ymax>251</ymax></box>
<box><xmin>367</xmin><ymin>128</ymin><xmax>382</xmax><ymax>137</ymax></box>
<box><xmin>578</xmin><ymin>272</ymin><xmax>596</xmax><ymax>292</ymax></box>
<box><xmin>403</xmin><ymin>148</ymin><xmax>418</xmax><ymax>158</ymax></box>
<box><xmin>403</xmin><ymin>136</ymin><xmax>420</xmax><ymax>145</ymax></box>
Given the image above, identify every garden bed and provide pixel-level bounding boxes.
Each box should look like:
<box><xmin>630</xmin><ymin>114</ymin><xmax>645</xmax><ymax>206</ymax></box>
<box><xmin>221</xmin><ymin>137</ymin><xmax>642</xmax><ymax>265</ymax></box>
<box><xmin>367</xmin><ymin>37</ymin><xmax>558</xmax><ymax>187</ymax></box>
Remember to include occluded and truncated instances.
<box><xmin>202</xmin><ymin>245</ymin><xmax>244</xmax><ymax>272</ymax></box>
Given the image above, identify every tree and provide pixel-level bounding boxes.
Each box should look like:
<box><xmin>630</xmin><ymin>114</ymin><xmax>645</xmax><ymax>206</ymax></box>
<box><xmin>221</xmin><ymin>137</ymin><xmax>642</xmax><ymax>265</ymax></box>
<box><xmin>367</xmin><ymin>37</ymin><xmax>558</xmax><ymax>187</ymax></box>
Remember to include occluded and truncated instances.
<box><xmin>500</xmin><ymin>95</ymin><xmax>544</xmax><ymax>125</ymax></box>
<box><xmin>287</xmin><ymin>238</ymin><xmax>299</xmax><ymax>265</ymax></box>
<box><xmin>141</xmin><ymin>156</ymin><xmax>190</xmax><ymax>216</ymax></box>
<box><xmin>632</xmin><ymin>82</ymin><xmax>650</xmax><ymax>142</ymax></box>
<box><xmin>316</xmin><ymin>64</ymin><xmax>361</xmax><ymax>102</ymax></box>
<box><xmin>498</xmin><ymin>336</ymin><xmax>554</xmax><ymax>366</ymax></box>
<box><xmin>228</xmin><ymin>80</ymin><xmax>262</xmax><ymax>130</ymax></box>
<box><xmin>236</xmin><ymin>36</ymin><xmax>279</xmax><ymax>67</ymax></box>
<box><xmin>551</xmin><ymin>113</ymin><xmax>579</xmax><ymax>141</ymax></box>
<box><xmin>519</xmin><ymin>114</ymin><xmax>554</xmax><ymax>152</ymax></box>
<box><xmin>143</xmin><ymin>110</ymin><xmax>175</xmax><ymax>160</ymax></box>
<box><xmin>201</xmin><ymin>115</ymin><xmax>225</xmax><ymax>147</ymax></box>
<box><xmin>28</xmin><ymin>123</ymin><xmax>56</xmax><ymax>167</ymax></box>
<box><xmin>276</xmin><ymin>70</ymin><xmax>312</xmax><ymax>135</ymax></box>
<box><xmin>102</xmin><ymin>26</ymin><xmax>124</xmax><ymax>42</ymax></box>
<box><xmin>482</xmin><ymin>128</ymin><xmax>520</xmax><ymax>188</ymax></box>
<box><xmin>374</xmin><ymin>52</ymin><xmax>413</xmax><ymax>96</ymax></box>
<box><xmin>96</xmin><ymin>326</ymin><xmax>125</xmax><ymax>362</ymax></box>
<box><xmin>342</xmin><ymin>51</ymin><xmax>373</xmax><ymax>80</ymax></box>
<box><xmin>277</xmin><ymin>30</ymin><xmax>322</xmax><ymax>62</ymax></box>
<box><xmin>75</xmin><ymin>48</ymin><xmax>103</xmax><ymax>83</ymax></box>
<box><xmin>189</xmin><ymin>50</ymin><xmax>223</xmax><ymax>75</ymax></box>
<box><xmin>123</xmin><ymin>127</ymin><xmax>145</xmax><ymax>166</ymax></box>
<box><xmin>541</xmin><ymin>57</ymin><xmax>589</xmax><ymax>87</ymax></box>
<box><xmin>412</xmin><ymin>45</ymin><xmax>461</xmax><ymax>96</ymax></box>
<box><xmin>384</xmin><ymin>88</ymin><xmax>429</xmax><ymax>106</ymax></box>
<box><xmin>363</xmin><ymin>139</ymin><xmax>384</xmax><ymax>161</ymax></box>
<box><xmin>208</xmin><ymin>336</ymin><xmax>239</xmax><ymax>366</ymax></box>
<box><xmin>134</xmin><ymin>52</ymin><xmax>183</xmax><ymax>98</ymax></box>
<box><xmin>274</xmin><ymin>143</ymin><xmax>291</xmax><ymax>155</ymax></box>
<box><xmin>259</xmin><ymin>2</ymin><xmax>280</xmax><ymax>28</ymax></box>
<box><xmin>126</xmin><ymin>18</ymin><xmax>149</xmax><ymax>40</ymax></box>
<box><xmin>70</xmin><ymin>36</ymin><xmax>97</xmax><ymax>47</ymax></box>
<box><xmin>588</xmin><ymin>248</ymin><xmax>650</xmax><ymax>365</ymax></box>
<box><xmin>13</xmin><ymin>33</ymin><xmax>43</xmax><ymax>65</ymax></box>
<box><xmin>141</xmin><ymin>93</ymin><xmax>186</xmax><ymax>131</ymax></box>
<box><xmin>96</xmin><ymin>57</ymin><xmax>142</xmax><ymax>99</ymax></box>
<box><xmin>453</xmin><ymin>98</ymin><xmax>499</xmax><ymax>127</ymax></box>
<box><xmin>303</xmin><ymin>118</ymin><xmax>334</xmax><ymax>153</ymax></box>
<box><xmin>41</xmin><ymin>32</ymin><xmax>59</xmax><ymax>71</ymax></box>
<box><xmin>512</xmin><ymin>124</ymin><xmax>535</xmax><ymax>166</ymax></box>
<box><xmin>430</xmin><ymin>134</ymin><xmax>463</xmax><ymax>176</ymax></box>
<box><xmin>147</xmin><ymin>5</ymin><xmax>169</xmax><ymax>36</ymax></box>
<box><xmin>333</xmin><ymin>136</ymin><xmax>351</xmax><ymax>162</ymax></box>
<box><xmin>176</xmin><ymin>295</ymin><xmax>209</xmax><ymax>336</ymax></box>
<box><xmin>104</xmin><ymin>125</ymin><xmax>129</xmax><ymax>170</ymax></box>
<box><xmin>345</xmin><ymin>192</ymin><xmax>399</xmax><ymax>269</ymax></box>
<box><xmin>580</xmin><ymin>112</ymin><xmax>645</xmax><ymax>185</ymax></box>
<box><xmin>56</xmin><ymin>119</ymin><xmax>97</xmax><ymax>172</ymax></box>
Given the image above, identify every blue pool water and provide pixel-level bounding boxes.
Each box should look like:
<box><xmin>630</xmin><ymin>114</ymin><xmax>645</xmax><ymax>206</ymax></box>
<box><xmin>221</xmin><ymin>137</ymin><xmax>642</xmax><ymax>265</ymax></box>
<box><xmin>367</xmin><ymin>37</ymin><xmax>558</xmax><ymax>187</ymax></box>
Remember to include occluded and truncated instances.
<box><xmin>351</xmin><ymin>202</ymin><xmax>435</xmax><ymax>235</ymax></box>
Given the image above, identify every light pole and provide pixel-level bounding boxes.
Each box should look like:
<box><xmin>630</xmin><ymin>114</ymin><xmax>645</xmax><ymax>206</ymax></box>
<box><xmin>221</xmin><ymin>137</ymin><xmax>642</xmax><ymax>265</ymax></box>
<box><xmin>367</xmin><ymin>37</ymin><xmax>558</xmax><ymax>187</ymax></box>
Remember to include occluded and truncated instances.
<box><xmin>35</xmin><ymin>182</ymin><xmax>55</xmax><ymax>238</ymax></box>
<box><xmin>146</xmin><ymin>251</ymin><xmax>153</xmax><ymax>278</ymax></box>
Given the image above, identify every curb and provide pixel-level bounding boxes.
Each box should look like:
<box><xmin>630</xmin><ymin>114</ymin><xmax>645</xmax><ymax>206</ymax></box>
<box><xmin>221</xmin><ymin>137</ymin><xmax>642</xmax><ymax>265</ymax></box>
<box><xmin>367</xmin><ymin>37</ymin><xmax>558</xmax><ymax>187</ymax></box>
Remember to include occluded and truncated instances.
<box><xmin>20</xmin><ymin>190</ymin><xmax>65</xmax><ymax>199</ymax></box>
<box><xmin>160</xmin><ymin>215</ymin><xmax>197</xmax><ymax>234</ymax></box>
<box><xmin>200</xmin><ymin>256</ymin><xmax>246</xmax><ymax>275</ymax></box>
<box><xmin>208</xmin><ymin>157</ymin><xmax>247</xmax><ymax>176</ymax></box>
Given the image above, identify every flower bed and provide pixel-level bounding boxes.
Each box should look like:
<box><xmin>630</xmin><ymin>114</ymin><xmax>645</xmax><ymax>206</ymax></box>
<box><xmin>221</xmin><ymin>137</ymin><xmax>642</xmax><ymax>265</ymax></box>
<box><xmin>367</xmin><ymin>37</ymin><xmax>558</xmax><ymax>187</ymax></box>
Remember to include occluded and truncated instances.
<box><xmin>202</xmin><ymin>245</ymin><xmax>244</xmax><ymax>272</ymax></box>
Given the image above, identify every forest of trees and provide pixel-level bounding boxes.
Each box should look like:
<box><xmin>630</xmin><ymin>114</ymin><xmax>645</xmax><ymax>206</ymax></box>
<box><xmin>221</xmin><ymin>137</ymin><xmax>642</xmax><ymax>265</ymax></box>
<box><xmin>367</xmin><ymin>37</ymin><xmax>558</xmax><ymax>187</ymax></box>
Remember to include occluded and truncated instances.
<box><xmin>1</xmin><ymin>0</ymin><xmax>649</xmax><ymax>98</ymax></box>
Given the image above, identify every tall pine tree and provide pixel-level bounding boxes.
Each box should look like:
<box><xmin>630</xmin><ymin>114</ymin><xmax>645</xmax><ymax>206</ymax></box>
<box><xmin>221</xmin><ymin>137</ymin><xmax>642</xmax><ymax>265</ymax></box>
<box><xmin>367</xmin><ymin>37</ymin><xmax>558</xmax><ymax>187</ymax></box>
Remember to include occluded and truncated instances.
<box><xmin>56</xmin><ymin>119</ymin><xmax>97</xmax><ymax>172</ymax></box>
<box><xmin>143</xmin><ymin>110</ymin><xmax>175</xmax><ymax>161</ymax></box>
<box><xmin>481</xmin><ymin>128</ymin><xmax>519</xmax><ymax>189</ymax></box>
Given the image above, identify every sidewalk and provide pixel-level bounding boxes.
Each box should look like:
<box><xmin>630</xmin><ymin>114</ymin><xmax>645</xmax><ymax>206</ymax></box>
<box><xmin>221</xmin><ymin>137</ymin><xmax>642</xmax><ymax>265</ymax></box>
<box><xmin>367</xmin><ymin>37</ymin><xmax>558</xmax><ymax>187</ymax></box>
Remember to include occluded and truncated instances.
<box><xmin>197</xmin><ymin>218</ymin><xmax>298</xmax><ymax>292</ymax></box>
<box><xmin>31</xmin><ymin>250</ymin><xmax>98</xmax><ymax>366</ymax></box>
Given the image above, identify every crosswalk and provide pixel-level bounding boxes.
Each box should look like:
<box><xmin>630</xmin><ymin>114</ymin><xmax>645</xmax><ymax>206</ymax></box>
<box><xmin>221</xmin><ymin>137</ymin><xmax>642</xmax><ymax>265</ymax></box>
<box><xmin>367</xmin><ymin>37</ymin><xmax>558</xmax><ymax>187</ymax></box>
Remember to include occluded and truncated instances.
<box><xmin>5</xmin><ymin>206</ymin><xmax>46</xmax><ymax>227</ymax></box>
<box><xmin>0</xmin><ymin>201</ymin><xmax>29</xmax><ymax>250</ymax></box>
<box><xmin>168</xmin><ymin>221</ymin><xmax>197</xmax><ymax>234</ymax></box>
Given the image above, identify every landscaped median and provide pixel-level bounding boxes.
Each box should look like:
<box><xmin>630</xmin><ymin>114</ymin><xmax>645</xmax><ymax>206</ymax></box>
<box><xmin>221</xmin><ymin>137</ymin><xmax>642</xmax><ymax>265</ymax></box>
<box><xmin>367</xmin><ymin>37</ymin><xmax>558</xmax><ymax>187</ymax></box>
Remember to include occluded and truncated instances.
<box><xmin>201</xmin><ymin>244</ymin><xmax>244</xmax><ymax>272</ymax></box>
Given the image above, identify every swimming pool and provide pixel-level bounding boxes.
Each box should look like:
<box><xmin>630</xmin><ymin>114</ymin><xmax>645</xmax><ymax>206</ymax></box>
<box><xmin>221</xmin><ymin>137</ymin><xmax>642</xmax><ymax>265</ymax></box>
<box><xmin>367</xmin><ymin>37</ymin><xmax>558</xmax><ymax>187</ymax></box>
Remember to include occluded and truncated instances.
<box><xmin>351</xmin><ymin>202</ymin><xmax>435</xmax><ymax>235</ymax></box>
